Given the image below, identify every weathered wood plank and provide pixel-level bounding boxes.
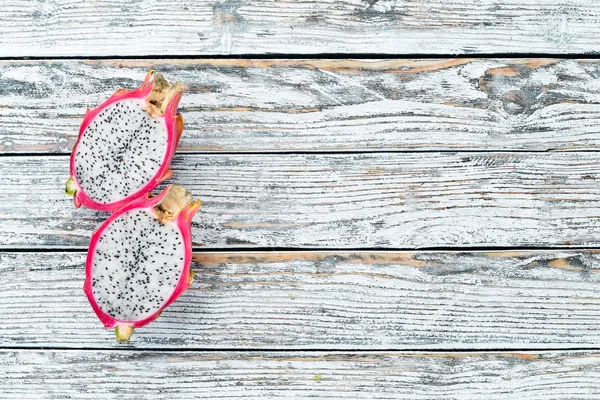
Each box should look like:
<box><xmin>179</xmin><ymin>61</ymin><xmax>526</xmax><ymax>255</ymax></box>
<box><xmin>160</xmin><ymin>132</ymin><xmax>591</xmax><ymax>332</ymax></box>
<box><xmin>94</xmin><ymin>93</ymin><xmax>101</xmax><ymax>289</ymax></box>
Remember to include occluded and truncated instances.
<box><xmin>2</xmin><ymin>251</ymin><xmax>600</xmax><ymax>349</ymax></box>
<box><xmin>2</xmin><ymin>350</ymin><xmax>600</xmax><ymax>399</ymax></box>
<box><xmin>5</xmin><ymin>59</ymin><xmax>600</xmax><ymax>153</ymax></box>
<box><xmin>3</xmin><ymin>1</ymin><xmax>600</xmax><ymax>57</ymax></box>
<box><xmin>3</xmin><ymin>153</ymin><xmax>600</xmax><ymax>248</ymax></box>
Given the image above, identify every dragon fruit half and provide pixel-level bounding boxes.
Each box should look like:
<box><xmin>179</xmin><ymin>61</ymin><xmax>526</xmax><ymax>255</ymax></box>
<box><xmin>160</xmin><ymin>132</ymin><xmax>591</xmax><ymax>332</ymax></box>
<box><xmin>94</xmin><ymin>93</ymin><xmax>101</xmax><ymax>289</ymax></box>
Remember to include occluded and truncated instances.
<box><xmin>83</xmin><ymin>184</ymin><xmax>200</xmax><ymax>342</ymax></box>
<box><xmin>65</xmin><ymin>71</ymin><xmax>184</xmax><ymax>212</ymax></box>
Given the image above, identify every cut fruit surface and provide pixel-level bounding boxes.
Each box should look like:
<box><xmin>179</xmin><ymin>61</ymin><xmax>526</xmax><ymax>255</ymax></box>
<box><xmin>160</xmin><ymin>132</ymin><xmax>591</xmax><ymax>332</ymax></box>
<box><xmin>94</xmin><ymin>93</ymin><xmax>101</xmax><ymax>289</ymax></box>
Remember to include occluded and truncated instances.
<box><xmin>67</xmin><ymin>71</ymin><xmax>184</xmax><ymax>212</ymax></box>
<box><xmin>83</xmin><ymin>184</ymin><xmax>200</xmax><ymax>342</ymax></box>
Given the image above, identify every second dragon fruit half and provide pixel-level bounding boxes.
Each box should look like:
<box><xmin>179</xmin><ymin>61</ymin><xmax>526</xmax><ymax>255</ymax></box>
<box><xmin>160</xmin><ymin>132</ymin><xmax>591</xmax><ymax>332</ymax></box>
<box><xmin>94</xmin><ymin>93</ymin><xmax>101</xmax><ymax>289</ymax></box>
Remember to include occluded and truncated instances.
<box><xmin>84</xmin><ymin>184</ymin><xmax>200</xmax><ymax>343</ymax></box>
<box><xmin>66</xmin><ymin>71</ymin><xmax>198</xmax><ymax>342</ymax></box>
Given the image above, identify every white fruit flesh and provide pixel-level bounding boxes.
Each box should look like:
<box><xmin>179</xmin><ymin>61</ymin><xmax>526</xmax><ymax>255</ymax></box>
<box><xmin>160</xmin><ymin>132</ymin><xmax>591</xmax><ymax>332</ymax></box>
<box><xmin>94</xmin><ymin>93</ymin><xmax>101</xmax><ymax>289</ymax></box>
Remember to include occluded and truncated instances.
<box><xmin>74</xmin><ymin>99</ymin><xmax>169</xmax><ymax>204</ymax></box>
<box><xmin>91</xmin><ymin>208</ymin><xmax>185</xmax><ymax>321</ymax></box>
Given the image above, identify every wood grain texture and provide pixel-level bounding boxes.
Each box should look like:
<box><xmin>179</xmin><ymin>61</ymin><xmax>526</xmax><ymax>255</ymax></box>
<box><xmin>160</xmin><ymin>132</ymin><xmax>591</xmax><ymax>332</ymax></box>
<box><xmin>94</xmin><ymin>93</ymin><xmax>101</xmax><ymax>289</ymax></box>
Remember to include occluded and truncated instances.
<box><xmin>3</xmin><ymin>1</ymin><xmax>600</xmax><ymax>57</ymax></box>
<box><xmin>3</xmin><ymin>153</ymin><xmax>600</xmax><ymax>249</ymax></box>
<box><xmin>2</xmin><ymin>250</ymin><xmax>600</xmax><ymax>349</ymax></box>
<box><xmin>5</xmin><ymin>59</ymin><xmax>600</xmax><ymax>153</ymax></box>
<box><xmin>2</xmin><ymin>350</ymin><xmax>600</xmax><ymax>399</ymax></box>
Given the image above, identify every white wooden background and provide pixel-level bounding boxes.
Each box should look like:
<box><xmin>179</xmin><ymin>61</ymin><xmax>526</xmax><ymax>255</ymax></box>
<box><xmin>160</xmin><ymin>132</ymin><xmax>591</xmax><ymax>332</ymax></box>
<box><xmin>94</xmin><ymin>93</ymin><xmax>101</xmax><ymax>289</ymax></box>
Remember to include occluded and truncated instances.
<box><xmin>3</xmin><ymin>1</ymin><xmax>600</xmax><ymax>399</ymax></box>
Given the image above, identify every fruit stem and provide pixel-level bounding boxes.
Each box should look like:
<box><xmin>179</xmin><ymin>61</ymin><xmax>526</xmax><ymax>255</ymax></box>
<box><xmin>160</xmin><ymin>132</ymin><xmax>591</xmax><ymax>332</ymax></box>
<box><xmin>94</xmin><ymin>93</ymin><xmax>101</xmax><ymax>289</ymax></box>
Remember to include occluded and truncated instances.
<box><xmin>65</xmin><ymin>177</ymin><xmax>77</xmax><ymax>196</ymax></box>
<box><xmin>153</xmin><ymin>185</ymin><xmax>196</xmax><ymax>223</ymax></box>
<box><xmin>115</xmin><ymin>325</ymin><xmax>134</xmax><ymax>343</ymax></box>
<box><xmin>146</xmin><ymin>73</ymin><xmax>184</xmax><ymax>117</ymax></box>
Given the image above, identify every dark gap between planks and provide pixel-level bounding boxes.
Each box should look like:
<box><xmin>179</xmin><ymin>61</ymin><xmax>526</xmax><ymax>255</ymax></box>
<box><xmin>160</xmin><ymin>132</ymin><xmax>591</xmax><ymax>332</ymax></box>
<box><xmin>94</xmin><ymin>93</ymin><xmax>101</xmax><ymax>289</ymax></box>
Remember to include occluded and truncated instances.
<box><xmin>2</xmin><ymin>53</ymin><xmax>600</xmax><ymax>61</ymax></box>
<box><xmin>1</xmin><ymin>346</ymin><xmax>599</xmax><ymax>352</ymax></box>
<box><xmin>2</xmin><ymin>148</ymin><xmax>599</xmax><ymax>157</ymax></box>
<box><xmin>5</xmin><ymin>245</ymin><xmax>600</xmax><ymax>253</ymax></box>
